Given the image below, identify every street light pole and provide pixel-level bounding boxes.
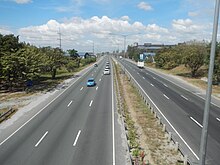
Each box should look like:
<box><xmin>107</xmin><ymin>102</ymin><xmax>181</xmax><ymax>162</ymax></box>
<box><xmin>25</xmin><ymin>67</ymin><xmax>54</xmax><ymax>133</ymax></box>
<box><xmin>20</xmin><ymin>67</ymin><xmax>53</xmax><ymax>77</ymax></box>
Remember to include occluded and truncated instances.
<box><xmin>199</xmin><ymin>1</ymin><xmax>220</xmax><ymax>165</ymax></box>
<box><xmin>123</xmin><ymin>35</ymin><xmax>126</xmax><ymax>58</ymax></box>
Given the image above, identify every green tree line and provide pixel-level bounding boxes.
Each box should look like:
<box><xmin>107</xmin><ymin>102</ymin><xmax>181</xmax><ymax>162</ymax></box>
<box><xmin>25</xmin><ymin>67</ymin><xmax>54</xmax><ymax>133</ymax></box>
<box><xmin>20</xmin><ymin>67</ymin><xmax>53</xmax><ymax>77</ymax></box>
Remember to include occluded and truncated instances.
<box><xmin>0</xmin><ymin>34</ymin><xmax>96</xmax><ymax>90</ymax></box>
<box><xmin>127</xmin><ymin>42</ymin><xmax>220</xmax><ymax>84</ymax></box>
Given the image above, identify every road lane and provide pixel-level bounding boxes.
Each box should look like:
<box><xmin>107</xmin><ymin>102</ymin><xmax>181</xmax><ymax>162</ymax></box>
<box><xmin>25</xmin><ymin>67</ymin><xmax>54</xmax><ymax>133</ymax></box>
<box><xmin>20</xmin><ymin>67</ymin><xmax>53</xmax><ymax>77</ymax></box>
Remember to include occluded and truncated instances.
<box><xmin>119</xmin><ymin>59</ymin><xmax>220</xmax><ymax>164</ymax></box>
<box><xmin>70</xmin><ymin>62</ymin><xmax>113</xmax><ymax>165</ymax></box>
<box><xmin>0</xmin><ymin>58</ymin><xmax>114</xmax><ymax>165</ymax></box>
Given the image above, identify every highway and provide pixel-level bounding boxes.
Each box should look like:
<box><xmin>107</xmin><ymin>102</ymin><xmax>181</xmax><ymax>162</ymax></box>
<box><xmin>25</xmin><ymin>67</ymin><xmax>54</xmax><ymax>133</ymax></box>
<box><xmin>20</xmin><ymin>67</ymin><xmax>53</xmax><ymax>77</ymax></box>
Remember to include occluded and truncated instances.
<box><xmin>119</xmin><ymin>59</ymin><xmax>220</xmax><ymax>165</ymax></box>
<box><xmin>0</xmin><ymin>57</ymin><xmax>116</xmax><ymax>165</ymax></box>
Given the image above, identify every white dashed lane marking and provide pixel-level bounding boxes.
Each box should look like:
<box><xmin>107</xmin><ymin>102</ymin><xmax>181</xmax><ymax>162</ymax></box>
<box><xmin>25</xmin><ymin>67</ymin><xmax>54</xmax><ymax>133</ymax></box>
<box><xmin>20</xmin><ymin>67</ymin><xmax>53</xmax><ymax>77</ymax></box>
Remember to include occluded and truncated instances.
<box><xmin>181</xmin><ymin>95</ymin><xmax>189</xmax><ymax>101</ymax></box>
<box><xmin>190</xmin><ymin>117</ymin><xmax>203</xmax><ymax>128</ymax></box>
<box><xmin>35</xmin><ymin>131</ymin><xmax>48</xmax><ymax>147</ymax></box>
<box><xmin>67</xmin><ymin>101</ymin><xmax>73</xmax><ymax>107</ymax></box>
<box><xmin>89</xmin><ymin>100</ymin><xmax>93</xmax><ymax>107</ymax></box>
<box><xmin>163</xmin><ymin>94</ymin><xmax>169</xmax><ymax>100</ymax></box>
<box><xmin>73</xmin><ymin>130</ymin><xmax>81</xmax><ymax>146</ymax></box>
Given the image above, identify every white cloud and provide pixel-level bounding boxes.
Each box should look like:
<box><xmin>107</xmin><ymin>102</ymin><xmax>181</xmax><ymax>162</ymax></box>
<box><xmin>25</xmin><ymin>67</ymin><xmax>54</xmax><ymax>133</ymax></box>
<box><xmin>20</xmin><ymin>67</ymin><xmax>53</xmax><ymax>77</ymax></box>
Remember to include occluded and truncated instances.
<box><xmin>172</xmin><ymin>19</ymin><xmax>202</xmax><ymax>33</ymax></box>
<box><xmin>55</xmin><ymin>0</ymin><xmax>83</xmax><ymax>13</ymax></box>
<box><xmin>171</xmin><ymin>18</ymin><xmax>211</xmax><ymax>43</ymax></box>
<box><xmin>0</xmin><ymin>27</ymin><xmax>13</xmax><ymax>35</ymax></box>
<box><xmin>137</xmin><ymin>2</ymin><xmax>153</xmax><ymax>11</ymax></box>
<box><xmin>17</xmin><ymin>16</ymin><xmax>213</xmax><ymax>52</ymax></box>
<box><xmin>121</xmin><ymin>16</ymin><xmax>130</xmax><ymax>21</ymax></box>
<box><xmin>14</xmin><ymin>0</ymin><xmax>32</xmax><ymax>4</ymax></box>
<box><xmin>146</xmin><ymin>24</ymin><xmax>169</xmax><ymax>33</ymax></box>
<box><xmin>188</xmin><ymin>11</ymin><xmax>198</xmax><ymax>17</ymax></box>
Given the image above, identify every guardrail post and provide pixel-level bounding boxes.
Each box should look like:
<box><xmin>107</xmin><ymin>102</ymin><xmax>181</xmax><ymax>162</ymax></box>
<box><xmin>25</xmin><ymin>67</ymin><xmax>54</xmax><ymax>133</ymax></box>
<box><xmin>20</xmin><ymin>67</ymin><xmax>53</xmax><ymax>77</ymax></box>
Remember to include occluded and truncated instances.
<box><xmin>162</xmin><ymin>124</ymin><xmax>166</xmax><ymax>132</ymax></box>
<box><xmin>175</xmin><ymin>142</ymin><xmax>179</xmax><ymax>152</ymax></box>
<box><xmin>168</xmin><ymin>132</ymin><xmax>172</xmax><ymax>142</ymax></box>
<box><xmin>150</xmin><ymin>107</ymin><xmax>154</xmax><ymax>114</ymax></box>
<box><xmin>154</xmin><ymin>112</ymin><xmax>157</xmax><ymax>118</ymax></box>
<box><xmin>158</xmin><ymin>117</ymin><xmax>161</xmax><ymax>125</ymax></box>
<box><xmin>184</xmin><ymin>155</ymin><xmax>188</xmax><ymax>165</ymax></box>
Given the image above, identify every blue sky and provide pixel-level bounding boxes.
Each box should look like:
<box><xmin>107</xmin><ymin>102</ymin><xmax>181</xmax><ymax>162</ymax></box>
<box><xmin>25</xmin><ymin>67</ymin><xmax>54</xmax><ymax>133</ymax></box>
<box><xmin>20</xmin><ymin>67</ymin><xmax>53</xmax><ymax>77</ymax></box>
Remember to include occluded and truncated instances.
<box><xmin>0</xmin><ymin>0</ymin><xmax>216</xmax><ymax>52</ymax></box>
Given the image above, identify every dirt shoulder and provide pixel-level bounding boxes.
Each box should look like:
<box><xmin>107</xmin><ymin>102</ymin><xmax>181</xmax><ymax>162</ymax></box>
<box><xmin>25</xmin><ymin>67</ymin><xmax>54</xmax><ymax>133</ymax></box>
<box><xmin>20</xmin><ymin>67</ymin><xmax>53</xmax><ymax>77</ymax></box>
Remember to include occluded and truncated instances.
<box><xmin>114</xmin><ymin>62</ymin><xmax>184</xmax><ymax>165</ymax></box>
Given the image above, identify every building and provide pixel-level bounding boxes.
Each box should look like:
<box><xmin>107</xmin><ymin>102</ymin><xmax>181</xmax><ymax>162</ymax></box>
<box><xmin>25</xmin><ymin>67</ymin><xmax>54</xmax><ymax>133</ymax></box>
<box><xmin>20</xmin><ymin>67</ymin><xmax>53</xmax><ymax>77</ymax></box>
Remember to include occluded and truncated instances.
<box><xmin>134</xmin><ymin>42</ymin><xmax>176</xmax><ymax>54</ymax></box>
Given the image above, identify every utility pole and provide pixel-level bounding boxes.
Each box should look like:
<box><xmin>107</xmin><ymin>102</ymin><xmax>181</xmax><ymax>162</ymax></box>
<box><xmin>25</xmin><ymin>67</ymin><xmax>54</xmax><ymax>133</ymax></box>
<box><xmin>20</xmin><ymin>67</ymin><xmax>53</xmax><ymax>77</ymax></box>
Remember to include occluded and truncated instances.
<box><xmin>58</xmin><ymin>28</ymin><xmax>62</xmax><ymax>50</ymax></box>
<box><xmin>93</xmin><ymin>41</ymin><xmax>95</xmax><ymax>56</ymax></box>
<box><xmin>199</xmin><ymin>0</ymin><xmax>220</xmax><ymax>165</ymax></box>
<box><xmin>123</xmin><ymin>35</ymin><xmax>127</xmax><ymax>58</ymax></box>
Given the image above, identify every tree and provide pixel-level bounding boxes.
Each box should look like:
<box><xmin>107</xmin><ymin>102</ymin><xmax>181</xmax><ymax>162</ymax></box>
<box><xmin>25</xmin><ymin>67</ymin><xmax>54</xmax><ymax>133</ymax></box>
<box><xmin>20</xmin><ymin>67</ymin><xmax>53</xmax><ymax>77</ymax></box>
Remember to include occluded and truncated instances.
<box><xmin>127</xmin><ymin>45</ymin><xmax>142</xmax><ymax>61</ymax></box>
<box><xmin>154</xmin><ymin>47</ymin><xmax>182</xmax><ymax>69</ymax></box>
<box><xmin>40</xmin><ymin>47</ymin><xmax>65</xmax><ymax>79</ymax></box>
<box><xmin>67</xmin><ymin>49</ymin><xmax>80</xmax><ymax>68</ymax></box>
<box><xmin>206</xmin><ymin>42</ymin><xmax>220</xmax><ymax>84</ymax></box>
<box><xmin>67</xmin><ymin>49</ymin><xmax>79</xmax><ymax>58</ymax></box>
<box><xmin>183</xmin><ymin>44</ymin><xmax>207</xmax><ymax>77</ymax></box>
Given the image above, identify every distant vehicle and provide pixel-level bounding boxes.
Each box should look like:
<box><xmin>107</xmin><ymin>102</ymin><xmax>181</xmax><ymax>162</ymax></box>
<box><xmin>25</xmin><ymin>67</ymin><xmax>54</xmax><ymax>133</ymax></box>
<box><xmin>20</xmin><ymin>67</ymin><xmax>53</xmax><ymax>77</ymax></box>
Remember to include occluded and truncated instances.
<box><xmin>105</xmin><ymin>65</ymin><xmax>110</xmax><ymax>69</ymax></box>
<box><xmin>103</xmin><ymin>69</ymin><xmax>110</xmax><ymax>75</ymax></box>
<box><xmin>137</xmin><ymin>61</ymin><xmax>144</xmax><ymax>68</ymax></box>
<box><xmin>106</xmin><ymin>61</ymin><xmax>109</xmax><ymax>64</ymax></box>
<box><xmin>87</xmin><ymin>78</ymin><xmax>96</xmax><ymax>87</ymax></box>
<box><xmin>119</xmin><ymin>56</ymin><xmax>122</xmax><ymax>59</ymax></box>
<box><xmin>94</xmin><ymin>64</ymin><xmax>98</xmax><ymax>67</ymax></box>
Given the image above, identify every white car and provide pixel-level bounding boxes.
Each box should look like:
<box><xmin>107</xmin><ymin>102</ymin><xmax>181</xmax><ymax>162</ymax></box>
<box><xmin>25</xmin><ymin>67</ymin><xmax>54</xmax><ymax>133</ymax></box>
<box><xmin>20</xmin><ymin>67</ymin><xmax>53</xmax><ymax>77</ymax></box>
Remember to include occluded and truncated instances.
<box><xmin>103</xmin><ymin>69</ymin><xmax>110</xmax><ymax>75</ymax></box>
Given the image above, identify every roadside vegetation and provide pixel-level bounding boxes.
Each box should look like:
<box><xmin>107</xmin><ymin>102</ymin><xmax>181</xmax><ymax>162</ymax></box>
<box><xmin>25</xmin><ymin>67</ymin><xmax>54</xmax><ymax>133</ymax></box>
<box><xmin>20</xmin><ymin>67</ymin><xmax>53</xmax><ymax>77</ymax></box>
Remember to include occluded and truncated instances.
<box><xmin>127</xmin><ymin>41</ymin><xmax>220</xmax><ymax>96</ymax></box>
<box><xmin>0</xmin><ymin>33</ymin><xmax>96</xmax><ymax>92</ymax></box>
<box><xmin>114</xmin><ymin>61</ymin><xmax>183</xmax><ymax>165</ymax></box>
<box><xmin>0</xmin><ymin>33</ymin><xmax>96</xmax><ymax>118</ymax></box>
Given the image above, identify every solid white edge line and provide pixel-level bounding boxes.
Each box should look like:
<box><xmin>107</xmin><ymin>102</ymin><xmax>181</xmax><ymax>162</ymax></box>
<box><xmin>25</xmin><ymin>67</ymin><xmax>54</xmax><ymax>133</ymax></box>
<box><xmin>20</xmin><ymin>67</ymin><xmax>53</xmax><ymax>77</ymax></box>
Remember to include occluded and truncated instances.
<box><xmin>181</xmin><ymin>95</ymin><xmax>189</xmax><ymax>101</ymax></box>
<box><xmin>216</xmin><ymin>117</ymin><xmax>220</xmax><ymax>122</ymax></box>
<box><xmin>120</xmin><ymin>62</ymin><xmax>199</xmax><ymax>160</ymax></box>
<box><xmin>67</xmin><ymin>100</ymin><xmax>73</xmax><ymax>107</ymax></box>
<box><xmin>80</xmin><ymin>87</ymin><xmax>83</xmax><ymax>91</ymax></box>
<box><xmin>163</xmin><ymin>94</ymin><xmax>169</xmax><ymax>100</ymax></box>
<box><xmin>89</xmin><ymin>100</ymin><xmax>93</xmax><ymax>107</ymax></box>
<box><xmin>163</xmin><ymin>84</ymin><xmax>168</xmax><ymax>87</ymax></box>
<box><xmin>96</xmin><ymin>87</ymin><xmax>98</xmax><ymax>90</ymax></box>
<box><xmin>112</xmin><ymin>61</ymin><xmax>115</xmax><ymax>165</ymax></box>
<box><xmin>35</xmin><ymin>131</ymin><xmax>48</xmax><ymax>147</ymax></box>
<box><xmin>0</xmin><ymin>65</ymin><xmax>93</xmax><ymax>146</ymax></box>
<box><xmin>150</xmin><ymin>84</ymin><xmax>154</xmax><ymax>87</ymax></box>
<box><xmin>73</xmin><ymin>130</ymin><xmax>81</xmax><ymax>146</ymax></box>
<box><xmin>190</xmin><ymin>117</ymin><xmax>203</xmax><ymax>128</ymax></box>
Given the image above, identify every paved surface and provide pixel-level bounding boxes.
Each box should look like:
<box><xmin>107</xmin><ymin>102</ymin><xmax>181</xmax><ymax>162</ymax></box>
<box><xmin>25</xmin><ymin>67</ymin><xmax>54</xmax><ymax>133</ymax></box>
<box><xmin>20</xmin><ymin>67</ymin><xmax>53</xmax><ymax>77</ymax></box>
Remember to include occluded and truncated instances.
<box><xmin>119</xmin><ymin>59</ymin><xmax>220</xmax><ymax>165</ymax></box>
<box><xmin>0</xmin><ymin>57</ymin><xmax>129</xmax><ymax>165</ymax></box>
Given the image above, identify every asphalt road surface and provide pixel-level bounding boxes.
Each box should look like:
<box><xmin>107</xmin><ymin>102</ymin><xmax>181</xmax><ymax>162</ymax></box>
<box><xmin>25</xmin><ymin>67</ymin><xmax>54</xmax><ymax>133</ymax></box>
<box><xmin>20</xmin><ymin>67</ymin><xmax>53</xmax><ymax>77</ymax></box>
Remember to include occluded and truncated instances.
<box><xmin>0</xmin><ymin>57</ymin><xmax>116</xmax><ymax>165</ymax></box>
<box><xmin>119</xmin><ymin>59</ymin><xmax>220</xmax><ymax>165</ymax></box>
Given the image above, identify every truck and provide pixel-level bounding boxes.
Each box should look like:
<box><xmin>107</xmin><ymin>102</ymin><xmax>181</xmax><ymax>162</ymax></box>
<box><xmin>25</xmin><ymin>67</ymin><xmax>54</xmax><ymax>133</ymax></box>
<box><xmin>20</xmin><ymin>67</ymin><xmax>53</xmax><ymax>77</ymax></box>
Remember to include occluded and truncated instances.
<box><xmin>137</xmin><ymin>61</ymin><xmax>144</xmax><ymax>68</ymax></box>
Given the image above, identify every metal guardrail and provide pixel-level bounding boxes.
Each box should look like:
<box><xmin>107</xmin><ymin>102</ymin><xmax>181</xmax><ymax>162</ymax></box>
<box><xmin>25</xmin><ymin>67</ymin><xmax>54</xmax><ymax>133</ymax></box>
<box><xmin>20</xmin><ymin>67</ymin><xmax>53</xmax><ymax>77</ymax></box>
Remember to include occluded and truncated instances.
<box><xmin>118</xmin><ymin>61</ymin><xmax>196</xmax><ymax>165</ymax></box>
<box><xmin>0</xmin><ymin>108</ymin><xmax>15</xmax><ymax>123</ymax></box>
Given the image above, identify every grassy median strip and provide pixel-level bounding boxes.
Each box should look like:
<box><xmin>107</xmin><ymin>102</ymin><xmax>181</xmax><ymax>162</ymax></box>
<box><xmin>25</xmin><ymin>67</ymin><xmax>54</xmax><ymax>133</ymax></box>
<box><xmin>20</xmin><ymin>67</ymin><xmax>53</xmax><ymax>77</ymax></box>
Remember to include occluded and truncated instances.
<box><xmin>114</xmin><ymin>61</ymin><xmax>183</xmax><ymax>165</ymax></box>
